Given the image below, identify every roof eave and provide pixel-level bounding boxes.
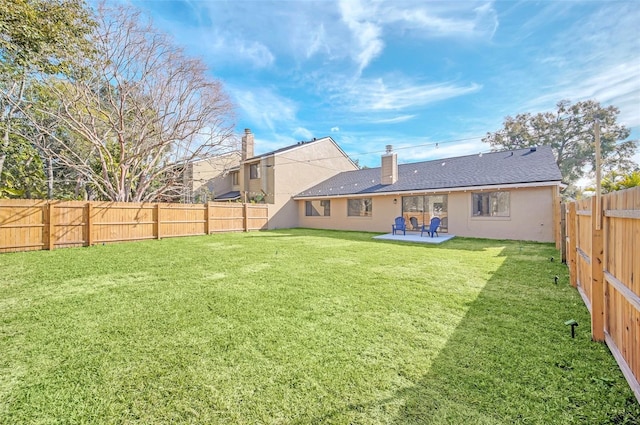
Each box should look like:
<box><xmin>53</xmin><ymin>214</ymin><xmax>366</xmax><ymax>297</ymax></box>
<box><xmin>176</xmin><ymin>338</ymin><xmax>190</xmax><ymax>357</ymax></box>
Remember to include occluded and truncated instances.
<box><xmin>293</xmin><ymin>180</ymin><xmax>563</xmax><ymax>200</ymax></box>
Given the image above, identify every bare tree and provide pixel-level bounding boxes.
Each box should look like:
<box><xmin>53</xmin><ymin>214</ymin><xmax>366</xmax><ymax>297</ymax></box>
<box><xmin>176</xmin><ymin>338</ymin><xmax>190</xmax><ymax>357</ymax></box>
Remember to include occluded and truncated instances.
<box><xmin>25</xmin><ymin>3</ymin><xmax>236</xmax><ymax>202</ymax></box>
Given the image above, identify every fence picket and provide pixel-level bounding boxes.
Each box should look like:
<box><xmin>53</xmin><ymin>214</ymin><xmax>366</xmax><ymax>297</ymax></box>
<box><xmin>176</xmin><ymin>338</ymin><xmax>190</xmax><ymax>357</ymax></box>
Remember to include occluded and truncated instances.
<box><xmin>0</xmin><ymin>200</ymin><xmax>268</xmax><ymax>253</ymax></box>
<box><xmin>566</xmin><ymin>187</ymin><xmax>640</xmax><ymax>404</ymax></box>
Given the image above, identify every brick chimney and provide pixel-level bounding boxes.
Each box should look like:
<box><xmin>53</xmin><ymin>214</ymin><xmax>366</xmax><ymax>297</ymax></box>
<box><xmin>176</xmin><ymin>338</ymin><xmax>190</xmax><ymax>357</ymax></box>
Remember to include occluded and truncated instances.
<box><xmin>381</xmin><ymin>145</ymin><xmax>398</xmax><ymax>185</ymax></box>
<box><xmin>241</xmin><ymin>128</ymin><xmax>254</xmax><ymax>161</ymax></box>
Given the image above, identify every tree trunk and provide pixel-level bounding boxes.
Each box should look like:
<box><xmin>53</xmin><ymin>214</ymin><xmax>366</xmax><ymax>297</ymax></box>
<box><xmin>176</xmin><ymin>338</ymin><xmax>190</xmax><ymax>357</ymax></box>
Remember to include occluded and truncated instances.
<box><xmin>0</xmin><ymin>127</ymin><xmax>8</xmax><ymax>180</ymax></box>
<box><xmin>46</xmin><ymin>154</ymin><xmax>54</xmax><ymax>199</ymax></box>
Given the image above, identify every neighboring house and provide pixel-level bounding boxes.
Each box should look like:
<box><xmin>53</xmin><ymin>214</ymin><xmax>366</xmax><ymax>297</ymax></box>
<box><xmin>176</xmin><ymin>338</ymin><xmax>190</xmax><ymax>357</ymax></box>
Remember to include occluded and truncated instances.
<box><xmin>197</xmin><ymin>129</ymin><xmax>359</xmax><ymax>229</ymax></box>
<box><xmin>183</xmin><ymin>151</ymin><xmax>242</xmax><ymax>203</ymax></box>
<box><xmin>294</xmin><ymin>145</ymin><xmax>564</xmax><ymax>242</ymax></box>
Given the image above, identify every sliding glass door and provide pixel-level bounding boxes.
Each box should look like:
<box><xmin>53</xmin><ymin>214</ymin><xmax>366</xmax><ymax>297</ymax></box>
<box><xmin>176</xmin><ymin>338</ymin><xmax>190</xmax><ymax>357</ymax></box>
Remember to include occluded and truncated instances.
<box><xmin>401</xmin><ymin>195</ymin><xmax>448</xmax><ymax>232</ymax></box>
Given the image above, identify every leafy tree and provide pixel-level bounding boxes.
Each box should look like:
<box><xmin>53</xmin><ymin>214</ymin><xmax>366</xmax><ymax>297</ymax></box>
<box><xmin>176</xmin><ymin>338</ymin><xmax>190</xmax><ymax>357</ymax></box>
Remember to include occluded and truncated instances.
<box><xmin>26</xmin><ymin>3</ymin><xmax>236</xmax><ymax>202</ymax></box>
<box><xmin>0</xmin><ymin>0</ymin><xmax>95</xmax><ymax>196</ymax></box>
<box><xmin>0</xmin><ymin>133</ymin><xmax>46</xmax><ymax>198</ymax></box>
<box><xmin>599</xmin><ymin>170</ymin><xmax>640</xmax><ymax>193</ymax></box>
<box><xmin>482</xmin><ymin>100</ymin><xmax>638</xmax><ymax>187</ymax></box>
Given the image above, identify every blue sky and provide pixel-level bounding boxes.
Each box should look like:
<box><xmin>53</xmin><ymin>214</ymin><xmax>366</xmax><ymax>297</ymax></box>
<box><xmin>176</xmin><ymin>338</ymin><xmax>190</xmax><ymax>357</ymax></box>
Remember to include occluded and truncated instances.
<box><xmin>129</xmin><ymin>0</ymin><xmax>640</xmax><ymax>171</ymax></box>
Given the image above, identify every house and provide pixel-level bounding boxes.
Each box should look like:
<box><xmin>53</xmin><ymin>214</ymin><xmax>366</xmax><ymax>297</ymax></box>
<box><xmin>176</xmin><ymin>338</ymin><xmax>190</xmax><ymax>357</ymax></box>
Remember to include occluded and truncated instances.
<box><xmin>182</xmin><ymin>151</ymin><xmax>242</xmax><ymax>203</ymax></box>
<box><xmin>203</xmin><ymin>129</ymin><xmax>359</xmax><ymax>229</ymax></box>
<box><xmin>294</xmin><ymin>145</ymin><xmax>563</xmax><ymax>242</ymax></box>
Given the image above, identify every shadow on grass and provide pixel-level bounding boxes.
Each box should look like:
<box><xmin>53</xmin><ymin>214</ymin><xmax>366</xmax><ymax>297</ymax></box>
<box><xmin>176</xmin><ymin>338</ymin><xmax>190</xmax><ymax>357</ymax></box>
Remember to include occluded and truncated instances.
<box><xmin>387</xmin><ymin>245</ymin><xmax>640</xmax><ymax>424</ymax></box>
<box><xmin>236</xmin><ymin>230</ymin><xmax>639</xmax><ymax>422</ymax></box>
<box><xmin>282</xmin><ymin>233</ymin><xmax>639</xmax><ymax>424</ymax></box>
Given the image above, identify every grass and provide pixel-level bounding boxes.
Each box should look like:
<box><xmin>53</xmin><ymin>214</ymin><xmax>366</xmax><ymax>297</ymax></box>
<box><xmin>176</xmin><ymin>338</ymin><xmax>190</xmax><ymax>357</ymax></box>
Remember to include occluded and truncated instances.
<box><xmin>0</xmin><ymin>228</ymin><xmax>638</xmax><ymax>424</ymax></box>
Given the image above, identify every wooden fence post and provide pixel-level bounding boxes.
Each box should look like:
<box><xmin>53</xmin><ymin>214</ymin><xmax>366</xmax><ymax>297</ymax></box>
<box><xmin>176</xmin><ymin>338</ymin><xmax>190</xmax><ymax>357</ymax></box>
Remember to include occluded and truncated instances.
<box><xmin>155</xmin><ymin>203</ymin><xmax>161</xmax><ymax>239</ymax></box>
<box><xmin>567</xmin><ymin>202</ymin><xmax>577</xmax><ymax>288</ymax></box>
<box><xmin>243</xmin><ymin>203</ymin><xmax>249</xmax><ymax>232</ymax></box>
<box><xmin>205</xmin><ymin>202</ymin><xmax>211</xmax><ymax>235</ymax></box>
<box><xmin>591</xmin><ymin>196</ymin><xmax>605</xmax><ymax>341</ymax></box>
<box><xmin>46</xmin><ymin>202</ymin><xmax>56</xmax><ymax>251</ymax></box>
<box><xmin>554</xmin><ymin>189</ymin><xmax>561</xmax><ymax>250</ymax></box>
<box><xmin>560</xmin><ymin>203</ymin><xmax>567</xmax><ymax>263</ymax></box>
<box><xmin>86</xmin><ymin>202</ymin><xmax>94</xmax><ymax>247</ymax></box>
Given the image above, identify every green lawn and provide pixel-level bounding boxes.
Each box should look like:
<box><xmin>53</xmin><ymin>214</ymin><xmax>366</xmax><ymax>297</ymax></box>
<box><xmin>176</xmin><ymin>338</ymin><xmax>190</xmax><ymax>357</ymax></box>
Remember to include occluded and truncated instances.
<box><xmin>0</xmin><ymin>229</ymin><xmax>638</xmax><ymax>424</ymax></box>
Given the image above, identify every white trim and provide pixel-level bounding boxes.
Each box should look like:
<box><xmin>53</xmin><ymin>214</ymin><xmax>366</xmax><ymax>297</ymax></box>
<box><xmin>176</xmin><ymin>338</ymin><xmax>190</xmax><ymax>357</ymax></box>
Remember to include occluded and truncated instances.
<box><xmin>293</xmin><ymin>181</ymin><xmax>562</xmax><ymax>200</ymax></box>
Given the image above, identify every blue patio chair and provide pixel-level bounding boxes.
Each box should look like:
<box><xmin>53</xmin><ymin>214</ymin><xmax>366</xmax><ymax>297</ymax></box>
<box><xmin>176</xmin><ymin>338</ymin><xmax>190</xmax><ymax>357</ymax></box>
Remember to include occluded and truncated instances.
<box><xmin>392</xmin><ymin>216</ymin><xmax>406</xmax><ymax>235</ymax></box>
<box><xmin>421</xmin><ymin>217</ymin><xmax>441</xmax><ymax>237</ymax></box>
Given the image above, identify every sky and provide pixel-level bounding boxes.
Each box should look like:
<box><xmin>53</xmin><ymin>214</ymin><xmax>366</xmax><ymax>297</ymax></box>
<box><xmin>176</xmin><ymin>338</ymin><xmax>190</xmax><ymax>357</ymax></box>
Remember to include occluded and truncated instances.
<box><xmin>128</xmin><ymin>0</ymin><xmax>640</xmax><ymax>174</ymax></box>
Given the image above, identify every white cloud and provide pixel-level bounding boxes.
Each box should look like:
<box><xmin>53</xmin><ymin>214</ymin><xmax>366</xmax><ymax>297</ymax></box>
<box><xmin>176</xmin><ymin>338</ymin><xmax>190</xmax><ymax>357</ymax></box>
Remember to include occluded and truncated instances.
<box><xmin>338</xmin><ymin>77</ymin><xmax>482</xmax><ymax>112</ymax></box>
<box><xmin>370</xmin><ymin>115</ymin><xmax>417</xmax><ymax>124</ymax></box>
<box><xmin>209</xmin><ymin>31</ymin><xmax>275</xmax><ymax>69</ymax></box>
<box><xmin>520</xmin><ymin>2</ymin><xmax>640</xmax><ymax>131</ymax></box>
<box><xmin>232</xmin><ymin>87</ymin><xmax>297</xmax><ymax>131</ymax></box>
<box><xmin>400</xmin><ymin>140</ymin><xmax>486</xmax><ymax>163</ymax></box>
<box><xmin>338</xmin><ymin>0</ymin><xmax>384</xmax><ymax>74</ymax></box>
<box><xmin>293</xmin><ymin>127</ymin><xmax>314</xmax><ymax>140</ymax></box>
<box><xmin>525</xmin><ymin>61</ymin><xmax>640</xmax><ymax>128</ymax></box>
<box><xmin>334</xmin><ymin>0</ymin><xmax>497</xmax><ymax>74</ymax></box>
<box><xmin>332</xmin><ymin>130</ymin><xmax>487</xmax><ymax>168</ymax></box>
<box><xmin>331</xmin><ymin>127</ymin><xmax>340</xmax><ymax>132</ymax></box>
<box><xmin>385</xmin><ymin>1</ymin><xmax>498</xmax><ymax>39</ymax></box>
<box><xmin>144</xmin><ymin>0</ymin><xmax>498</xmax><ymax>76</ymax></box>
<box><xmin>305</xmin><ymin>24</ymin><xmax>329</xmax><ymax>59</ymax></box>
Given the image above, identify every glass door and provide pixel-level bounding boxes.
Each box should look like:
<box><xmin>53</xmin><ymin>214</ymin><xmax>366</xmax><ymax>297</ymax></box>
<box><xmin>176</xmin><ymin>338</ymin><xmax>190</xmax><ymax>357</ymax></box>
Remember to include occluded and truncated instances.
<box><xmin>401</xmin><ymin>195</ymin><xmax>448</xmax><ymax>232</ymax></box>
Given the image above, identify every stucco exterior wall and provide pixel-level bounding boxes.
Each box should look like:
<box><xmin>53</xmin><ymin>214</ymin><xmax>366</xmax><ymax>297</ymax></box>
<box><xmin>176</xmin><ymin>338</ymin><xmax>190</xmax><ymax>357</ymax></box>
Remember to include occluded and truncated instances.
<box><xmin>297</xmin><ymin>186</ymin><xmax>558</xmax><ymax>242</ymax></box>
<box><xmin>447</xmin><ymin>186</ymin><xmax>556</xmax><ymax>242</ymax></box>
<box><xmin>268</xmin><ymin>139</ymin><xmax>358</xmax><ymax>229</ymax></box>
<box><xmin>187</xmin><ymin>152</ymin><xmax>240</xmax><ymax>201</ymax></box>
<box><xmin>297</xmin><ymin>194</ymin><xmax>401</xmax><ymax>233</ymax></box>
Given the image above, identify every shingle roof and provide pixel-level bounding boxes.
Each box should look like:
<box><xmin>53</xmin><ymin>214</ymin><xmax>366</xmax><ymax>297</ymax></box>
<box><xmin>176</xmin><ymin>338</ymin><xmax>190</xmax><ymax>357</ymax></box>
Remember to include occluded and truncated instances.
<box><xmin>295</xmin><ymin>146</ymin><xmax>562</xmax><ymax>198</ymax></box>
<box><xmin>214</xmin><ymin>191</ymin><xmax>241</xmax><ymax>200</ymax></box>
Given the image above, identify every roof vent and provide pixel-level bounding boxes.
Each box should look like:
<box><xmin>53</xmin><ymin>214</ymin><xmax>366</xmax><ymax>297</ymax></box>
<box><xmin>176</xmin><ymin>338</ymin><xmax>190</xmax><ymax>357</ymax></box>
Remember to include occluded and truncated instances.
<box><xmin>530</xmin><ymin>146</ymin><xmax>537</xmax><ymax>152</ymax></box>
<box><xmin>385</xmin><ymin>145</ymin><xmax>393</xmax><ymax>154</ymax></box>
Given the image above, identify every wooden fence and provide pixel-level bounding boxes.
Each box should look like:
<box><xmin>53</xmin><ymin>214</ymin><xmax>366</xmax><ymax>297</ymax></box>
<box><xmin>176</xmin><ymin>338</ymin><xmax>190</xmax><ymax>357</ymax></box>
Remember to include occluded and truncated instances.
<box><xmin>565</xmin><ymin>187</ymin><xmax>640</xmax><ymax>403</ymax></box>
<box><xmin>0</xmin><ymin>199</ymin><xmax>268</xmax><ymax>253</ymax></box>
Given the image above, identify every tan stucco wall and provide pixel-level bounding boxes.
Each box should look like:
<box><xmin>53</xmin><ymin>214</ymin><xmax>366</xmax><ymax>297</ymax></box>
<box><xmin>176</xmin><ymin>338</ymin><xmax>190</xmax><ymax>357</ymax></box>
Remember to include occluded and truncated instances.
<box><xmin>189</xmin><ymin>152</ymin><xmax>241</xmax><ymax>198</ymax></box>
<box><xmin>297</xmin><ymin>194</ymin><xmax>401</xmax><ymax>232</ymax></box>
<box><xmin>447</xmin><ymin>186</ymin><xmax>556</xmax><ymax>242</ymax></box>
<box><xmin>297</xmin><ymin>186</ymin><xmax>558</xmax><ymax>242</ymax></box>
<box><xmin>268</xmin><ymin>138</ymin><xmax>358</xmax><ymax>229</ymax></box>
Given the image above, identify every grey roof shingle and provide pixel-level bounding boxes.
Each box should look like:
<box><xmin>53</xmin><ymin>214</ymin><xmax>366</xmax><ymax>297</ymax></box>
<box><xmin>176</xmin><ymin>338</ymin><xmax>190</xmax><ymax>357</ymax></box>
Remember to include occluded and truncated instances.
<box><xmin>214</xmin><ymin>191</ymin><xmax>241</xmax><ymax>200</ymax></box>
<box><xmin>295</xmin><ymin>146</ymin><xmax>562</xmax><ymax>198</ymax></box>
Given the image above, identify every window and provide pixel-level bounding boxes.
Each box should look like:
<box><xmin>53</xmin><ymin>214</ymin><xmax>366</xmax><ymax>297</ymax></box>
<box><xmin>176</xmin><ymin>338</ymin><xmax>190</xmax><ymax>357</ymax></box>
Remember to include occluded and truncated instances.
<box><xmin>472</xmin><ymin>191</ymin><xmax>510</xmax><ymax>217</ymax></box>
<box><xmin>249</xmin><ymin>163</ymin><xmax>260</xmax><ymax>179</ymax></box>
<box><xmin>231</xmin><ymin>171</ymin><xmax>239</xmax><ymax>186</ymax></box>
<box><xmin>305</xmin><ymin>200</ymin><xmax>330</xmax><ymax>216</ymax></box>
<box><xmin>348</xmin><ymin>198</ymin><xmax>372</xmax><ymax>217</ymax></box>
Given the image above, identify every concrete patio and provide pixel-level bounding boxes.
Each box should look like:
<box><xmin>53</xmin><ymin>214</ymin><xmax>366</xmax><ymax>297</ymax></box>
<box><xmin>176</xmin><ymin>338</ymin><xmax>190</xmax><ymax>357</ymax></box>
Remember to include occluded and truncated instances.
<box><xmin>373</xmin><ymin>233</ymin><xmax>455</xmax><ymax>244</ymax></box>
